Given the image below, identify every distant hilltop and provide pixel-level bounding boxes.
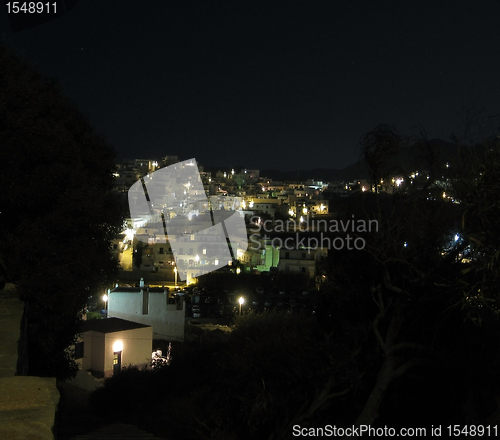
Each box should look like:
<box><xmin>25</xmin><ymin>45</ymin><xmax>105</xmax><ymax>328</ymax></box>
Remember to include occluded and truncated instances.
<box><xmin>262</xmin><ymin>138</ymin><xmax>481</xmax><ymax>182</ymax></box>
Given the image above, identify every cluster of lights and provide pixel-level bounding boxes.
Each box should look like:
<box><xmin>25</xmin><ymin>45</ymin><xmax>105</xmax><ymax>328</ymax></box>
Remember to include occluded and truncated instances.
<box><xmin>391</xmin><ymin>177</ymin><xmax>404</xmax><ymax>187</ymax></box>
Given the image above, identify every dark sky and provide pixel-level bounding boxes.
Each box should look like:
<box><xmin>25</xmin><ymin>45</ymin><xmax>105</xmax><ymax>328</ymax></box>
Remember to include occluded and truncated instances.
<box><xmin>2</xmin><ymin>0</ymin><xmax>500</xmax><ymax>170</ymax></box>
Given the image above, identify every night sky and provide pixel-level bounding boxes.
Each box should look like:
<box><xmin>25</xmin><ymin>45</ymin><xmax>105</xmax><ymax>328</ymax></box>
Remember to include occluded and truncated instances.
<box><xmin>2</xmin><ymin>0</ymin><xmax>500</xmax><ymax>171</ymax></box>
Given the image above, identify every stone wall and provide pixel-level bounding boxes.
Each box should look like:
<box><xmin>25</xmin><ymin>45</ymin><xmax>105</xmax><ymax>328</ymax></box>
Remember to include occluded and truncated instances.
<box><xmin>0</xmin><ymin>284</ymin><xmax>59</xmax><ymax>440</ymax></box>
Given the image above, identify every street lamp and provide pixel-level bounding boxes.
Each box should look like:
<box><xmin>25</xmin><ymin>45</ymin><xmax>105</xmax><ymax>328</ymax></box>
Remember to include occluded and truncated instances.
<box><xmin>102</xmin><ymin>294</ymin><xmax>108</xmax><ymax>316</ymax></box>
<box><xmin>238</xmin><ymin>296</ymin><xmax>244</xmax><ymax>316</ymax></box>
<box><xmin>174</xmin><ymin>267</ymin><xmax>177</xmax><ymax>287</ymax></box>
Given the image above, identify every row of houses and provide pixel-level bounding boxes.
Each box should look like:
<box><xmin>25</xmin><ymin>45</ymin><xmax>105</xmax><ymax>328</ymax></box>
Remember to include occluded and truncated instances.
<box><xmin>113</xmin><ymin>157</ymin><xmax>374</xmax><ymax>284</ymax></box>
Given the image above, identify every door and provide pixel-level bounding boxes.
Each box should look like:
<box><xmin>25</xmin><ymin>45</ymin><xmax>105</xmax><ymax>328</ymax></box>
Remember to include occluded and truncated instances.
<box><xmin>113</xmin><ymin>351</ymin><xmax>122</xmax><ymax>375</ymax></box>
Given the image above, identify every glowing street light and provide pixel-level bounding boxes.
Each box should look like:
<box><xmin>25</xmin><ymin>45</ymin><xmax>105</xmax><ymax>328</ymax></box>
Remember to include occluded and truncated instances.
<box><xmin>238</xmin><ymin>296</ymin><xmax>244</xmax><ymax>316</ymax></box>
<box><xmin>102</xmin><ymin>293</ymin><xmax>108</xmax><ymax>316</ymax></box>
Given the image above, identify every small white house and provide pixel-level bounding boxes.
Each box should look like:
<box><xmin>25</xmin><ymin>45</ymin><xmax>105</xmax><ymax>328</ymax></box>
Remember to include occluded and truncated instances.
<box><xmin>76</xmin><ymin>318</ymin><xmax>152</xmax><ymax>378</ymax></box>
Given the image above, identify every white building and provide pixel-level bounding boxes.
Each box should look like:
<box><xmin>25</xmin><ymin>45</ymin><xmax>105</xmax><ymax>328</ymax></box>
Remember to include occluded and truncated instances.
<box><xmin>76</xmin><ymin>318</ymin><xmax>152</xmax><ymax>378</ymax></box>
<box><xmin>108</xmin><ymin>286</ymin><xmax>185</xmax><ymax>341</ymax></box>
<box><xmin>277</xmin><ymin>248</ymin><xmax>317</xmax><ymax>278</ymax></box>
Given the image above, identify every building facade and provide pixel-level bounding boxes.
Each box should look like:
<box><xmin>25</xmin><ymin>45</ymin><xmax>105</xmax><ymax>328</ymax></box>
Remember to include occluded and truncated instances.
<box><xmin>76</xmin><ymin>318</ymin><xmax>152</xmax><ymax>378</ymax></box>
<box><xmin>107</xmin><ymin>286</ymin><xmax>185</xmax><ymax>341</ymax></box>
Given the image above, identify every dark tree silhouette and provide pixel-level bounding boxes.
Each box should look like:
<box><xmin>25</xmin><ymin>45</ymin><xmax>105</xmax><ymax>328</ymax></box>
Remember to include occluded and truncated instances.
<box><xmin>316</xmin><ymin>138</ymin><xmax>500</xmax><ymax>430</ymax></box>
<box><xmin>360</xmin><ymin>124</ymin><xmax>404</xmax><ymax>193</ymax></box>
<box><xmin>0</xmin><ymin>41</ymin><xmax>124</xmax><ymax>379</ymax></box>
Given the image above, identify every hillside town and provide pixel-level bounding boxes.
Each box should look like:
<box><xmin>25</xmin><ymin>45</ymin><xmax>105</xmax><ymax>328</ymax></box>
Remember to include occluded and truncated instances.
<box><xmin>112</xmin><ymin>154</ymin><xmax>453</xmax><ymax>286</ymax></box>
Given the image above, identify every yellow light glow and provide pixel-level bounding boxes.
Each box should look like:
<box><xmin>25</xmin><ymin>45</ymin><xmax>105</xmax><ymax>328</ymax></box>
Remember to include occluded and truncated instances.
<box><xmin>113</xmin><ymin>340</ymin><xmax>123</xmax><ymax>352</ymax></box>
<box><xmin>124</xmin><ymin>228</ymin><xmax>135</xmax><ymax>241</ymax></box>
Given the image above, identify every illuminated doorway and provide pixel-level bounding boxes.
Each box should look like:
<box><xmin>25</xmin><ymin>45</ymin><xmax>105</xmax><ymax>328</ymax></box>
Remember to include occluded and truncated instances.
<box><xmin>113</xmin><ymin>351</ymin><xmax>122</xmax><ymax>375</ymax></box>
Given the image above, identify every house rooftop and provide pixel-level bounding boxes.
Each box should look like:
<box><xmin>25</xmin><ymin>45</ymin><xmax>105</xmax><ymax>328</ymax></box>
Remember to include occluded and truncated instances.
<box><xmin>111</xmin><ymin>287</ymin><xmax>169</xmax><ymax>293</ymax></box>
<box><xmin>81</xmin><ymin>317</ymin><xmax>150</xmax><ymax>334</ymax></box>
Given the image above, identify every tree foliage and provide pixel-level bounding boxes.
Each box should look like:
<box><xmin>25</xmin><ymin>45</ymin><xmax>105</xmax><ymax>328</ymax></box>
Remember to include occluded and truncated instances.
<box><xmin>360</xmin><ymin>124</ymin><xmax>405</xmax><ymax>192</ymax></box>
<box><xmin>0</xmin><ymin>41</ymin><xmax>124</xmax><ymax>379</ymax></box>
<box><xmin>452</xmin><ymin>143</ymin><xmax>500</xmax><ymax>321</ymax></box>
<box><xmin>321</xmin><ymin>133</ymin><xmax>500</xmax><ymax>428</ymax></box>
